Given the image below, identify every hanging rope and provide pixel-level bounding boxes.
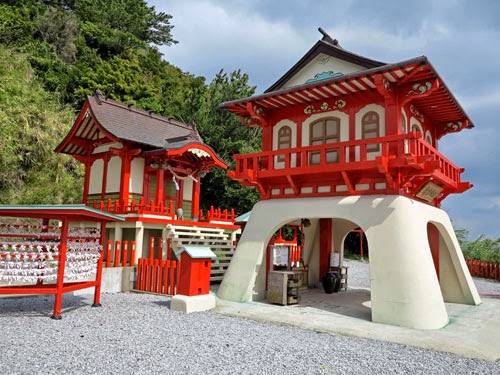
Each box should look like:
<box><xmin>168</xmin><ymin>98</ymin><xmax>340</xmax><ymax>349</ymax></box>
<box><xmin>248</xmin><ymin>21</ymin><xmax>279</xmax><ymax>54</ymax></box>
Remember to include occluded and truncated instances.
<box><xmin>166</xmin><ymin>165</ymin><xmax>198</xmax><ymax>190</ymax></box>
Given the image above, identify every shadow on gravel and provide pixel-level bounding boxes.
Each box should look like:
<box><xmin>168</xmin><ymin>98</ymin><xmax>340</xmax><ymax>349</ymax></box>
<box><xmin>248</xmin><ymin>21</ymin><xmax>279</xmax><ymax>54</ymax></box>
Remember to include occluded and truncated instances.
<box><xmin>0</xmin><ymin>294</ymin><xmax>89</xmax><ymax>318</ymax></box>
<box><xmin>152</xmin><ymin>299</ymin><xmax>171</xmax><ymax>308</ymax></box>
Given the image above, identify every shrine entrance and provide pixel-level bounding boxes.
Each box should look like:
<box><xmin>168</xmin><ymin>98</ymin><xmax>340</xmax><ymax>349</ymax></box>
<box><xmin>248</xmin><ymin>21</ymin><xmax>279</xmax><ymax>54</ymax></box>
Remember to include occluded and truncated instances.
<box><xmin>218</xmin><ymin>195</ymin><xmax>480</xmax><ymax>329</ymax></box>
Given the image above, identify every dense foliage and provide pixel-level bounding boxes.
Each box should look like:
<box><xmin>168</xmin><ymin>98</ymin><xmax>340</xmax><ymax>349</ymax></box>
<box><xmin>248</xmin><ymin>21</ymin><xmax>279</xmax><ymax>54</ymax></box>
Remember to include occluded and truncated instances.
<box><xmin>456</xmin><ymin>230</ymin><xmax>500</xmax><ymax>262</ymax></box>
<box><xmin>0</xmin><ymin>0</ymin><xmax>260</xmax><ymax>214</ymax></box>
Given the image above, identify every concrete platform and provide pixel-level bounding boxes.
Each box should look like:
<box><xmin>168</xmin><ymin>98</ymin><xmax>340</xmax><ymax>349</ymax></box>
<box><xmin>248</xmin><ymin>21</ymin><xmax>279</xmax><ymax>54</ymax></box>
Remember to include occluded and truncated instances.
<box><xmin>213</xmin><ymin>286</ymin><xmax>500</xmax><ymax>362</ymax></box>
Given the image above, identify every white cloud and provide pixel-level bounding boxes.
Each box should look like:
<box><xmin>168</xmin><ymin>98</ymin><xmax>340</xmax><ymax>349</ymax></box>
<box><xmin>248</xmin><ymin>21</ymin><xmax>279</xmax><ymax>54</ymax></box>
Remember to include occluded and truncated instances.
<box><xmin>155</xmin><ymin>0</ymin><xmax>310</xmax><ymax>87</ymax></box>
<box><xmin>148</xmin><ymin>0</ymin><xmax>500</xmax><ymax>239</ymax></box>
<box><xmin>457</xmin><ymin>90</ymin><xmax>500</xmax><ymax>111</ymax></box>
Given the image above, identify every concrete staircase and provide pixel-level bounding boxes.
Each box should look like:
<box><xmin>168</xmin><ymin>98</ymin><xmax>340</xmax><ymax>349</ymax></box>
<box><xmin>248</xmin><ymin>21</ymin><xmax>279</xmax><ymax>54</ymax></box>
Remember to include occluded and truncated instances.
<box><xmin>164</xmin><ymin>224</ymin><xmax>238</xmax><ymax>282</ymax></box>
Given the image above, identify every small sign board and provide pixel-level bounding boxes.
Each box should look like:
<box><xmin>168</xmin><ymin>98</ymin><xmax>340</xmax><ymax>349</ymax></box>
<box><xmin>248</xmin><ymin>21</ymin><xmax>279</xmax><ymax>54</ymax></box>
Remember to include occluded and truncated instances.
<box><xmin>416</xmin><ymin>181</ymin><xmax>444</xmax><ymax>202</ymax></box>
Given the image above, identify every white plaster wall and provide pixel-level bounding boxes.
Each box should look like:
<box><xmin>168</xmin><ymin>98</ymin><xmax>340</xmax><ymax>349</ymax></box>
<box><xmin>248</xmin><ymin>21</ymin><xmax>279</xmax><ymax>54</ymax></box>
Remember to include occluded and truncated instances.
<box><xmin>272</xmin><ymin>119</ymin><xmax>297</xmax><ymax>169</ymax></box>
<box><xmin>92</xmin><ymin>142</ymin><xmax>123</xmax><ymax>154</ymax></box>
<box><xmin>88</xmin><ymin>159</ymin><xmax>103</xmax><ymax>194</ymax></box>
<box><xmin>402</xmin><ymin>108</ymin><xmax>409</xmax><ymax>153</ymax></box>
<box><xmin>284</xmin><ymin>53</ymin><xmax>366</xmax><ymax>88</ymax></box>
<box><xmin>355</xmin><ymin>104</ymin><xmax>385</xmax><ymax>161</ymax></box>
<box><xmin>183</xmin><ymin>178</ymin><xmax>193</xmax><ymax>201</ymax></box>
<box><xmin>130</xmin><ymin>158</ymin><xmax>144</xmax><ymax>194</ymax></box>
<box><xmin>401</xmin><ymin>108</ymin><xmax>408</xmax><ymax>134</ymax></box>
<box><xmin>106</xmin><ymin>156</ymin><xmax>121</xmax><ymax>192</ymax></box>
<box><xmin>425</xmin><ymin>130</ymin><xmax>433</xmax><ymax>146</ymax></box>
<box><xmin>218</xmin><ymin>195</ymin><xmax>480</xmax><ymax>329</ymax></box>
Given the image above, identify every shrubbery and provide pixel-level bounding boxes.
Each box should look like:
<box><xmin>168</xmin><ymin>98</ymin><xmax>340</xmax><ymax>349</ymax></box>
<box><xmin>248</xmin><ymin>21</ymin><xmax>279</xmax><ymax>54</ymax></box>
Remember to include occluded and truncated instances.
<box><xmin>456</xmin><ymin>229</ymin><xmax>500</xmax><ymax>262</ymax></box>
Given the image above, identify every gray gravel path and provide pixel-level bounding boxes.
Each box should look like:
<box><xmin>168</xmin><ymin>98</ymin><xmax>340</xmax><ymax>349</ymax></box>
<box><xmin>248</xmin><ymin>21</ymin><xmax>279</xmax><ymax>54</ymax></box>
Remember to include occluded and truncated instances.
<box><xmin>0</xmin><ymin>260</ymin><xmax>499</xmax><ymax>374</ymax></box>
<box><xmin>0</xmin><ymin>294</ymin><xmax>498</xmax><ymax>374</ymax></box>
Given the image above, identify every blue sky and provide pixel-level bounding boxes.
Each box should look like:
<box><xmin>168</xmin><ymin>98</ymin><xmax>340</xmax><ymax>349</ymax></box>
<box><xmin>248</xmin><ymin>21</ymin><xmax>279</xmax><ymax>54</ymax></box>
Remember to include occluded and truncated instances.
<box><xmin>149</xmin><ymin>0</ymin><xmax>500</xmax><ymax>240</ymax></box>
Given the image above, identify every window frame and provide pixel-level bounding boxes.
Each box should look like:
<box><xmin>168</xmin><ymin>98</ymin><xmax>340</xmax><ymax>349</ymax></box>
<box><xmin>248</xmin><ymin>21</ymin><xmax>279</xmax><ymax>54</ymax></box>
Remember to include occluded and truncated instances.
<box><xmin>361</xmin><ymin>111</ymin><xmax>380</xmax><ymax>152</ymax></box>
<box><xmin>308</xmin><ymin>117</ymin><xmax>341</xmax><ymax>165</ymax></box>
<box><xmin>277</xmin><ymin>125</ymin><xmax>292</xmax><ymax>162</ymax></box>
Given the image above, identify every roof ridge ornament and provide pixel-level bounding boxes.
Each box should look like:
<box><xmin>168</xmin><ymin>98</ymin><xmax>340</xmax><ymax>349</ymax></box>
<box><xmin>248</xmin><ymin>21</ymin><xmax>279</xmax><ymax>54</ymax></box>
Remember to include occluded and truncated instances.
<box><xmin>318</xmin><ymin>27</ymin><xmax>339</xmax><ymax>46</ymax></box>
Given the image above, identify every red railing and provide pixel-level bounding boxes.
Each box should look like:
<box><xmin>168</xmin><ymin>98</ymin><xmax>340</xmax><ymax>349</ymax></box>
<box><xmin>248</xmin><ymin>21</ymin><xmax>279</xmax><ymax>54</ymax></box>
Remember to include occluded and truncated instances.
<box><xmin>104</xmin><ymin>240</ymin><xmax>136</xmax><ymax>267</ymax></box>
<box><xmin>466</xmin><ymin>259</ymin><xmax>500</xmax><ymax>281</ymax></box>
<box><xmin>407</xmin><ymin>136</ymin><xmax>462</xmax><ymax>184</ymax></box>
<box><xmin>89</xmin><ymin>197</ymin><xmax>174</xmax><ymax>216</ymax></box>
<box><xmin>136</xmin><ymin>258</ymin><xmax>179</xmax><ymax>295</ymax></box>
<box><xmin>231</xmin><ymin>133</ymin><xmax>465</xmax><ymax>186</ymax></box>
<box><xmin>201</xmin><ymin>206</ymin><xmax>236</xmax><ymax>222</ymax></box>
<box><xmin>87</xmin><ymin>199</ymin><xmax>236</xmax><ymax>223</ymax></box>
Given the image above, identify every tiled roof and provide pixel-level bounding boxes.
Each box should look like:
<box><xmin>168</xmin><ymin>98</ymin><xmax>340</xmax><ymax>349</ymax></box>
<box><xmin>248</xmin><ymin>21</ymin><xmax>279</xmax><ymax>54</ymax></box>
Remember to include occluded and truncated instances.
<box><xmin>87</xmin><ymin>93</ymin><xmax>202</xmax><ymax>149</ymax></box>
<box><xmin>55</xmin><ymin>92</ymin><xmax>222</xmax><ymax>160</ymax></box>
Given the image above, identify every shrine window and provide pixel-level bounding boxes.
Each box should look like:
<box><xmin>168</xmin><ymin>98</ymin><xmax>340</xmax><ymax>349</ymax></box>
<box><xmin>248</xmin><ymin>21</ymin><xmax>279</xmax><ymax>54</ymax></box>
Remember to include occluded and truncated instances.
<box><xmin>411</xmin><ymin>123</ymin><xmax>423</xmax><ymax>138</ymax></box>
<box><xmin>277</xmin><ymin>126</ymin><xmax>292</xmax><ymax>162</ymax></box>
<box><xmin>362</xmin><ymin>111</ymin><xmax>380</xmax><ymax>152</ymax></box>
<box><xmin>309</xmin><ymin>117</ymin><xmax>340</xmax><ymax>165</ymax></box>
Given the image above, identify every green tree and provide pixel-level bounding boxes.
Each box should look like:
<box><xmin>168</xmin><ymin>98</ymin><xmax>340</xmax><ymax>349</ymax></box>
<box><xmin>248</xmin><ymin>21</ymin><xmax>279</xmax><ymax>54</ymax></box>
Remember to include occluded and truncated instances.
<box><xmin>457</xmin><ymin>229</ymin><xmax>500</xmax><ymax>262</ymax></box>
<box><xmin>0</xmin><ymin>46</ymin><xmax>83</xmax><ymax>204</ymax></box>
<box><xmin>194</xmin><ymin>69</ymin><xmax>261</xmax><ymax>215</ymax></box>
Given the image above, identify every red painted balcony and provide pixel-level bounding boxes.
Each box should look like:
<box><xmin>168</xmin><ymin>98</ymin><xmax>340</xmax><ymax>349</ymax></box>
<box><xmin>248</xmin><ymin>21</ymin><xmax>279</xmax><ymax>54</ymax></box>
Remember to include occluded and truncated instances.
<box><xmin>86</xmin><ymin>198</ymin><xmax>236</xmax><ymax>224</ymax></box>
<box><xmin>228</xmin><ymin>133</ymin><xmax>472</xmax><ymax>204</ymax></box>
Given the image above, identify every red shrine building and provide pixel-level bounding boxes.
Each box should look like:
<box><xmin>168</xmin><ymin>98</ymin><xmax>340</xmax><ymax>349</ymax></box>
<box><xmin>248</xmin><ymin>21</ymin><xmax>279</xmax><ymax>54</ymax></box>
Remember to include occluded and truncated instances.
<box><xmin>217</xmin><ymin>29</ymin><xmax>480</xmax><ymax>329</ymax></box>
<box><xmin>55</xmin><ymin>92</ymin><xmax>239</xmax><ymax>279</ymax></box>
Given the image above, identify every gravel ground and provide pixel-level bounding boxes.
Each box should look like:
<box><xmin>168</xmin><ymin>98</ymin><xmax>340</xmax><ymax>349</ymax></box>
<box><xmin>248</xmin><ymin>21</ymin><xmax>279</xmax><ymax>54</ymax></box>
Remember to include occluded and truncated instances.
<box><xmin>0</xmin><ymin>261</ymin><xmax>499</xmax><ymax>375</ymax></box>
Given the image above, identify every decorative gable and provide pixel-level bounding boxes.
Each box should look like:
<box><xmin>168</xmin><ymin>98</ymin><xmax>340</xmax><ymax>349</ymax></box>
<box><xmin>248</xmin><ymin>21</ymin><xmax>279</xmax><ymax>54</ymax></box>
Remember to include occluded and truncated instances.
<box><xmin>266</xmin><ymin>28</ymin><xmax>385</xmax><ymax>93</ymax></box>
<box><xmin>282</xmin><ymin>53</ymin><xmax>368</xmax><ymax>89</ymax></box>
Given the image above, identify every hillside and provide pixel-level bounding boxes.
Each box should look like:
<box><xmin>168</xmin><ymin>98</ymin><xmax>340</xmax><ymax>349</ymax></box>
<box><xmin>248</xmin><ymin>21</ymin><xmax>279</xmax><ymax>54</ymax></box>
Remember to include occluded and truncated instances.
<box><xmin>0</xmin><ymin>1</ymin><xmax>260</xmax><ymax>213</ymax></box>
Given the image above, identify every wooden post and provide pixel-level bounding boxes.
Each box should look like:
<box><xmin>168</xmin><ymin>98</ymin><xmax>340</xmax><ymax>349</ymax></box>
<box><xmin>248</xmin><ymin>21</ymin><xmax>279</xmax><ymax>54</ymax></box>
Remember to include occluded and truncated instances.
<box><xmin>122</xmin><ymin>241</ymin><xmax>128</xmax><ymax>267</ymax></box>
<box><xmin>92</xmin><ymin>221</ymin><xmax>106</xmax><ymax>307</ymax></box>
<box><xmin>52</xmin><ymin>218</ymin><xmax>69</xmax><ymax>319</ymax></box>
<box><xmin>114</xmin><ymin>241</ymin><xmax>121</xmax><ymax>267</ymax></box>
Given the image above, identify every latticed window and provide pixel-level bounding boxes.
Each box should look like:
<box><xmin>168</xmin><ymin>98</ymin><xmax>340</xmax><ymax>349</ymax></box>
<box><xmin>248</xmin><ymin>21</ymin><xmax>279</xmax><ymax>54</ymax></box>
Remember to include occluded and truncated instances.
<box><xmin>362</xmin><ymin>111</ymin><xmax>380</xmax><ymax>152</ymax></box>
<box><xmin>277</xmin><ymin>126</ymin><xmax>292</xmax><ymax>162</ymax></box>
<box><xmin>309</xmin><ymin>117</ymin><xmax>340</xmax><ymax>165</ymax></box>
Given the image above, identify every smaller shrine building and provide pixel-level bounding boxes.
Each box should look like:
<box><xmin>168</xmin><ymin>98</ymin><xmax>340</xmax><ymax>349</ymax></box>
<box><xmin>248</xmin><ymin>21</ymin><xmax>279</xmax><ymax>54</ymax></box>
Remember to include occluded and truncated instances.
<box><xmin>55</xmin><ymin>92</ymin><xmax>240</xmax><ymax>269</ymax></box>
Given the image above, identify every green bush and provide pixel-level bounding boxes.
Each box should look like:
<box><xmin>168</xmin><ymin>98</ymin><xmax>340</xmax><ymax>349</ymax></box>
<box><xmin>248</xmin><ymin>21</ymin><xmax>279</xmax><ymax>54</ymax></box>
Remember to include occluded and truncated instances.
<box><xmin>457</xmin><ymin>229</ymin><xmax>500</xmax><ymax>262</ymax></box>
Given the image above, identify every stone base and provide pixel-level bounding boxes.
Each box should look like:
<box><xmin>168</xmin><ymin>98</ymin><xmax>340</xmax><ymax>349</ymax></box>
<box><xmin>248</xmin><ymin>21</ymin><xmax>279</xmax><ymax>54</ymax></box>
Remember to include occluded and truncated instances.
<box><xmin>170</xmin><ymin>294</ymin><xmax>216</xmax><ymax>313</ymax></box>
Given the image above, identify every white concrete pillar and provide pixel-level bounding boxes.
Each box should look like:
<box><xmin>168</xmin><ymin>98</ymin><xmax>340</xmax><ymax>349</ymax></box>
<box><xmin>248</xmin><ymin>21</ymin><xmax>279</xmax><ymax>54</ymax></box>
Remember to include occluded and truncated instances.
<box><xmin>134</xmin><ymin>225</ymin><xmax>144</xmax><ymax>263</ymax></box>
<box><xmin>218</xmin><ymin>195</ymin><xmax>480</xmax><ymax>329</ymax></box>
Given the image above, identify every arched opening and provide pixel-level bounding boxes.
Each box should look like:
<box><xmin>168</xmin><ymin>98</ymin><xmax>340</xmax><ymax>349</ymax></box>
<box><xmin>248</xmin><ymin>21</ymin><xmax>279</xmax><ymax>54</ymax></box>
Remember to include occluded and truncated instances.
<box><xmin>426</xmin><ymin>220</ymin><xmax>478</xmax><ymax>304</ymax></box>
<box><xmin>343</xmin><ymin>228</ymin><xmax>369</xmax><ymax>261</ymax></box>
<box><xmin>261</xmin><ymin>216</ymin><xmax>372</xmax><ymax>321</ymax></box>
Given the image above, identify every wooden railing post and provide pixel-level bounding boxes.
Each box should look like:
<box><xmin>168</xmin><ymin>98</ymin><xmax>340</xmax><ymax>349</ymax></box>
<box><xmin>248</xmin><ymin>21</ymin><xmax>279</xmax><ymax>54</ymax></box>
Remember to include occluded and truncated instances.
<box><xmin>114</xmin><ymin>240</ymin><xmax>121</xmax><ymax>267</ymax></box>
<box><xmin>122</xmin><ymin>241</ymin><xmax>128</xmax><ymax>267</ymax></box>
<box><xmin>105</xmin><ymin>240</ymin><xmax>112</xmax><ymax>268</ymax></box>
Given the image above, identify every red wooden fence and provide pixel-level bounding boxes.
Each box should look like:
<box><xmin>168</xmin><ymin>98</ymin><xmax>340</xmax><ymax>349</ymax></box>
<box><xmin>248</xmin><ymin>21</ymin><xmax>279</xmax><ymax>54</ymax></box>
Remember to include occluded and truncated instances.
<box><xmin>104</xmin><ymin>240</ymin><xmax>136</xmax><ymax>267</ymax></box>
<box><xmin>466</xmin><ymin>259</ymin><xmax>500</xmax><ymax>281</ymax></box>
<box><xmin>135</xmin><ymin>258</ymin><xmax>179</xmax><ymax>295</ymax></box>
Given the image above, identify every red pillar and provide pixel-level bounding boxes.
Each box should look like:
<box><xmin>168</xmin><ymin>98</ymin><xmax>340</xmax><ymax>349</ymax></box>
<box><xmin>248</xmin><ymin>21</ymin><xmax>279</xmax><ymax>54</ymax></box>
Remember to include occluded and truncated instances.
<box><xmin>120</xmin><ymin>155</ymin><xmax>132</xmax><ymax>205</ymax></box>
<box><xmin>427</xmin><ymin>223</ymin><xmax>440</xmax><ymax>281</ymax></box>
<box><xmin>319</xmin><ymin>218</ymin><xmax>332</xmax><ymax>280</ymax></box>
<box><xmin>82</xmin><ymin>158</ymin><xmax>92</xmax><ymax>203</ymax></box>
<box><xmin>92</xmin><ymin>221</ymin><xmax>107</xmax><ymax>307</ymax></box>
<box><xmin>52</xmin><ymin>218</ymin><xmax>69</xmax><ymax>319</ymax></box>
<box><xmin>191</xmin><ymin>176</ymin><xmax>200</xmax><ymax>220</ymax></box>
<box><xmin>156</xmin><ymin>166</ymin><xmax>165</xmax><ymax>206</ymax></box>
